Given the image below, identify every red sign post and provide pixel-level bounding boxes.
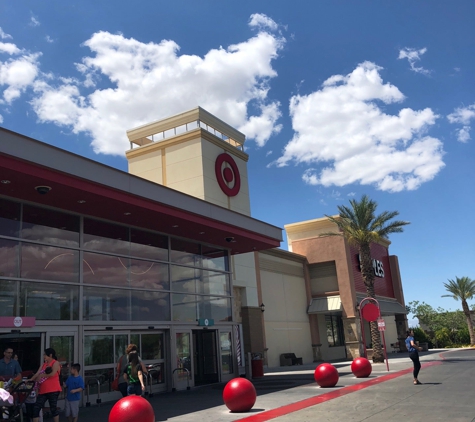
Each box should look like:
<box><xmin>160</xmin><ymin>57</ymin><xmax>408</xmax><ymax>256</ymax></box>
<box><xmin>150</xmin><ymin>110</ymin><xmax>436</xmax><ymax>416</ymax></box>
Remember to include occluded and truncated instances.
<box><xmin>358</xmin><ymin>298</ymin><xmax>389</xmax><ymax>371</ymax></box>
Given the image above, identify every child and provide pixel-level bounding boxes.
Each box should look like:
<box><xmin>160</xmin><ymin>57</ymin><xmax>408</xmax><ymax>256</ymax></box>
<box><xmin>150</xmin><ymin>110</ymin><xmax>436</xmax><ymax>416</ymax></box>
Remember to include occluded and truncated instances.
<box><xmin>123</xmin><ymin>352</ymin><xmax>145</xmax><ymax>396</ymax></box>
<box><xmin>63</xmin><ymin>364</ymin><xmax>84</xmax><ymax>422</ymax></box>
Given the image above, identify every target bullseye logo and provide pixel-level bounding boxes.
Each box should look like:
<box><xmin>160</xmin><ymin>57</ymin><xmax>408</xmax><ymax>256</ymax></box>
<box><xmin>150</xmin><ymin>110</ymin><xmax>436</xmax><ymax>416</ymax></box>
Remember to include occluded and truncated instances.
<box><xmin>215</xmin><ymin>153</ymin><xmax>241</xmax><ymax>197</ymax></box>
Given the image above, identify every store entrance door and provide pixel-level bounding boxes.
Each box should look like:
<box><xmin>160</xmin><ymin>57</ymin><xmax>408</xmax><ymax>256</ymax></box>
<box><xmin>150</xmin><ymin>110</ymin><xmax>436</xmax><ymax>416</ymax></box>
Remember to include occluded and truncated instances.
<box><xmin>0</xmin><ymin>332</ymin><xmax>42</xmax><ymax>377</ymax></box>
<box><xmin>192</xmin><ymin>330</ymin><xmax>218</xmax><ymax>386</ymax></box>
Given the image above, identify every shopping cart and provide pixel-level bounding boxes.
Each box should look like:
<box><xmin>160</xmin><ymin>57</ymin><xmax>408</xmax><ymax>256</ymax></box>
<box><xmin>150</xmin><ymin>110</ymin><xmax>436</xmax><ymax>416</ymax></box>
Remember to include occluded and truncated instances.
<box><xmin>0</xmin><ymin>380</ymin><xmax>36</xmax><ymax>422</ymax></box>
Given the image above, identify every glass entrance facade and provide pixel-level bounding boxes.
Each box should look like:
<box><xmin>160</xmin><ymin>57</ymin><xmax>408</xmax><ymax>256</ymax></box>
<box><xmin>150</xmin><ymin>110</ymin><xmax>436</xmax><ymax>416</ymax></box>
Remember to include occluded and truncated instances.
<box><xmin>0</xmin><ymin>196</ymin><xmax>235</xmax><ymax>397</ymax></box>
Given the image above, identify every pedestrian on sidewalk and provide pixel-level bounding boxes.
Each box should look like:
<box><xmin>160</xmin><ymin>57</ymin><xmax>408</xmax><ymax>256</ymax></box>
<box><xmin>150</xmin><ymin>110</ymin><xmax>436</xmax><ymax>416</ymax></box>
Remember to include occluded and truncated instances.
<box><xmin>116</xmin><ymin>344</ymin><xmax>148</xmax><ymax>397</ymax></box>
<box><xmin>123</xmin><ymin>352</ymin><xmax>145</xmax><ymax>396</ymax></box>
<box><xmin>405</xmin><ymin>330</ymin><xmax>422</xmax><ymax>385</ymax></box>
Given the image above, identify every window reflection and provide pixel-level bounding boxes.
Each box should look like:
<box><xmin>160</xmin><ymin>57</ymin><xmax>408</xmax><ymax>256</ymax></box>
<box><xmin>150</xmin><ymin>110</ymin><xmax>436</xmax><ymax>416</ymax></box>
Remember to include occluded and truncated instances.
<box><xmin>202</xmin><ymin>271</ymin><xmax>230</xmax><ymax>296</ymax></box>
<box><xmin>21</xmin><ymin>243</ymin><xmax>79</xmax><ymax>283</ymax></box>
<box><xmin>131</xmin><ymin>291</ymin><xmax>170</xmax><ymax>321</ymax></box>
<box><xmin>0</xmin><ymin>198</ymin><xmax>20</xmax><ymax>238</ymax></box>
<box><xmin>83</xmin><ymin>252</ymin><xmax>129</xmax><ymax>287</ymax></box>
<box><xmin>0</xmin><ymin>280</ymin><xmax>17</xmax><ymax>316</ymax></box>
<box><xmin>130</xmin><ymin>229</ymin><xmax>168</xmax><ymax>261</ymax></box>
<box><xmin>198</xmin><ymin>296</ymin><xmax>232</xmax><ymax>322</ymax></box>
<box><xmin>84</xmin><ymin>335</ymin><xmax>114</xmax><ymax>366</ymax></box>
<box><xmin>171</xmin><ymin>265</ymin><xmax>199</xmax><ymax>294</ymax></box>
<box><xmin>20</xmin><ymin>281</ymin><xmax>79</xmax><ymax>320</ymax></box>
<box><xmin>83</xmin><ymin>287</ymin><xmax>130</xmax><ymax>321</ymax></box>
<box><xmin>220</xmin><ymin>332</ymin><xmax>233</xmax><ymax>374</ymax></box>
<box><xmin>172</xmin><ymin>294</ymin><xmax>197</xmax><ymax>322</ymax></box>
<box><xmin>0</xmin><ymin>238</ymin><xmax>18</xmax><ymax>277</ymax></box>
<box><xmin>130</xmin><ymin>259</ymin><xmax>169</xmax><ymax>290</ymax></box>
<box><xmin>83</xmin><ymin>219</ymin><xmax>129</xmax><ymax>255</ymax></box>
<box><xmin>141</xmin><ymin>333</ymin><xmax>164</xmax><ymax>360</ymax></box>
<box><xmin>170</xmin><ymin>238</ymin><xmax>201</xmax><ymax>266</ymax></box>
<box><xmin>202</xmin><ymin>246</ymin><xmax>228</xmax><ymax>271</ymax></box>
<box><xmin>22</xmin><ymin>205</ymin><xmax>79</xmax><ymax>247</ymax></box>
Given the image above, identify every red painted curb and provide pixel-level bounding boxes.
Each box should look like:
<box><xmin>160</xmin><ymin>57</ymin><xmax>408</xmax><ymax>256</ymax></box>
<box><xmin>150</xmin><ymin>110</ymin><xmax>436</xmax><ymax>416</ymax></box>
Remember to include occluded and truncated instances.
<box><xmin>234</xmin><ymin>361</ymin><xmax>442</xmax><ymax>422</ymax></box>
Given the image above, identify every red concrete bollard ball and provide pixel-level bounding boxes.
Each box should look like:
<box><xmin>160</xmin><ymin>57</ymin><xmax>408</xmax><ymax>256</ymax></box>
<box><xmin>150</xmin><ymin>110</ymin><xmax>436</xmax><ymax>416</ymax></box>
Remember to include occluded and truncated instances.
<box><xmin>108</xmin><ymin>396</ymin><xmax>155</xmax><ymax>422</ymax></box>
<box><xmin>314</xmin><ymin>363</ymin><xmax>339</xmax><ymax>387</ymax></box>
<box><xmin>351</xmin><ymin>357</ymin><xmax>372</xmax><ymax>378</ymax></box>
<box><xmin>223</xmin><ymin>377</ymin><xmax>257</xmax><ymax>412</ymax></box>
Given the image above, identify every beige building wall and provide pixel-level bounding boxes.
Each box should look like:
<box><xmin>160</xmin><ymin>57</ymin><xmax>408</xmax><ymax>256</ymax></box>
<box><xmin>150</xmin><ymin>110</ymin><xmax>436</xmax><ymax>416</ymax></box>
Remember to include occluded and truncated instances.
<box><xmin>258</xmin><ymin>250</ymin><xmax>313</xmax><ymax>368</ymax></box>
<box><xmin>125</xmin><ymin>108</ymin><xmax>264</xmax><ymax>356</ymax></box>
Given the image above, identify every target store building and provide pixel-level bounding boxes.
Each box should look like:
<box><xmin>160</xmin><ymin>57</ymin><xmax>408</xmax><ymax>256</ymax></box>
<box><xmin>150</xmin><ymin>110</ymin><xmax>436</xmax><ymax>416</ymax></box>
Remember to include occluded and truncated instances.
<box><xmin>0</xmin><ymin>107</ymin><xmax>407</xmax><ymax>402</ymax></box>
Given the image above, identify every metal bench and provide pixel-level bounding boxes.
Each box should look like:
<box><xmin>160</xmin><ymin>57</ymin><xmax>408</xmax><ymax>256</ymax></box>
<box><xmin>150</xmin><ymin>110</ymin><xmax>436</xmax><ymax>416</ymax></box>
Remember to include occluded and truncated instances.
<box><xmin>280</xmin><ymin>353</ymin><xmax>303</xmax><ymax>366</ymax></box>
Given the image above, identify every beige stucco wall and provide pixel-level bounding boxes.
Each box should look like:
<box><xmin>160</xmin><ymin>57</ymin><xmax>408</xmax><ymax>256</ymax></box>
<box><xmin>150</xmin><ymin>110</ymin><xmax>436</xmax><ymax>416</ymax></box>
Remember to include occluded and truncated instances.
<box><xmin>128</xmin><ymin>148</ymin><xmax>163</xmax><ymax>185</ymax></box>
<box><xmin>232</xmin><ymin>253</ymin><xmax>259</xmax><ymax>308</ymax></box>
<box><xmin>258</xmin><ymin>252</ymin><xmax>312</xmax><ymax>367</ymax></box>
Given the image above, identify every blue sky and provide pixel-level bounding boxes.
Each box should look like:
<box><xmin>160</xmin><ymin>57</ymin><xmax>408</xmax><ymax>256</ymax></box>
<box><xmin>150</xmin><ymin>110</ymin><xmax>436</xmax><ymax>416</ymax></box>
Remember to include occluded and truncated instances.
<box><xmin>1</xmin><ymin>1</ymin><xmax>474</xmax><ymax>320</ymax></box>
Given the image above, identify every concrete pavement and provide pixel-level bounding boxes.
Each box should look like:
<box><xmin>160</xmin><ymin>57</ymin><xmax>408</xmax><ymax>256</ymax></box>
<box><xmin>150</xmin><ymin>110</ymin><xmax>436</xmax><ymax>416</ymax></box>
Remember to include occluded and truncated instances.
<box><xmin>77</xmin><ymin>349</ymin><xmax>475</xmax><ymax>422</ymax></box>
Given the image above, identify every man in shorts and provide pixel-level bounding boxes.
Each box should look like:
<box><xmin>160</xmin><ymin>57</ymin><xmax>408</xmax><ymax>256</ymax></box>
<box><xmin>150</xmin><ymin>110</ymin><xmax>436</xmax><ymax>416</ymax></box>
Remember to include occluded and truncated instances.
<box><xmin>64</xmin><ymin>363</ymin><xmax>84</xmax><ymax>422</ymax></box>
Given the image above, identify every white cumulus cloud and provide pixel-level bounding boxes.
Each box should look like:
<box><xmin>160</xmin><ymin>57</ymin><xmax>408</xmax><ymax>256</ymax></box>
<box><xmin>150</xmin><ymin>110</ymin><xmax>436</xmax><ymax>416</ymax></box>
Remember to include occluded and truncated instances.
<box><xmin>29</xmin><ymin>17</ymin><xmax>40</xmax><ymax>27</ymax></box>
<box><xmin>276</xmin><ymin>61</ymin><xmax>445</xmax><ymax>192</ymax></box>
<box><xmin>249</xmin><ymin>13</ymin><xmax>279</xmax><ymax>31</ymax></box>
<box><xmin>0</xmin><ymin>28</ymin><xmax>12</xmax><ymax>40</ymax></box>
<box><xmin>0</xmin><ymin>34</ymin><xmax>41</xmax><ymax>104</ymax></box>
<box><xmin>447</xmin><ymin>104</ymin><xmax>475</xmax><ymax>142</ymax></box>
<box><xmin>31</xmin><ymin>16</ymin><xmax>284</xmax><ymax>155</ymax></box>
<box><xmin>398</xmin><ymin>47</ymin><xmax>431</xmax><ymax>75</ymax></box>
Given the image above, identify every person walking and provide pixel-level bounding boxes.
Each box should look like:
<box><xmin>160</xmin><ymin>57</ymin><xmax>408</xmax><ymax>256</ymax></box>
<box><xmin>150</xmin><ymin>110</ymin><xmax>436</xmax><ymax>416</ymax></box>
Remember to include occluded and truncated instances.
<box><xmin>123</xmin><ymin>352</ymin><xmax>145</xmax><ymax>396</ymax></box>
<box><xmin>64</xmin><ymin>363</ymin><xmax>84</xmax><ymax>422</ymax></box>
<box><xmin>29</xmin><ymin>348</ymin><xmax>62</xmax><ymax>422</ymax></box>
<box><xmin>116</xmin><ymin>344</ymin><xmax>148</xmax><ymax>397</ymax></box>
<box><xmin>405</xmin><ymin>330</ymin><xmax>422</xmax><ymax>385</ymax></box>
<box><xmin>0</xmin><ymin>347</ymin><xmax>22</xmax><ymax>379</ymax></box>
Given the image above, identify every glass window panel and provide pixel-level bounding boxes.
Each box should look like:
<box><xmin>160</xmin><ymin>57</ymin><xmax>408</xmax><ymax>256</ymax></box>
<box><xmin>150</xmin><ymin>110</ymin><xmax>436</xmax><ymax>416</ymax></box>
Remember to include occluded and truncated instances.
<box><xmin>175</xmin><ymin>124</ymin><xmax>187</xmax><ymax>135</ymax></box>
<box><xmin>0</xmin><ymin>238</ymin><xmax>18</xmax><ymax>277</ymax></box>
<box><xmin>83</xmin><ymin>368</ymin><xmax>114</xmax><ymax>394</ymax></box>
<box><xmin>164</xmin><ymin>128</ymin><xmax>175</xmax><ymax>139</ymax></box>
<box><xmin>198</xmin><ymin>296</ymin><xmax>232</xmax><ymax>322</ymax></box>
<box><xmin>148</xmin><ymin>361</ymin><xmax>164</xmax><ymax>384</ymax></box>
<box><xmin>202</xmin><ymin>246</ymin><xmax>228</xmax><ymax>271</ymax></box>
<box><xmin>175</xmin><ymin>333</ymin><xmax>191</xmax><ymax>381</ymax></box>
<box><xmin>21</xmin><ymin>243</ymin><xmax>79</xmax><ymax>283</ymax></box>
<box><xmin>170</xmin><ymin>238</ymin><xmax>201</xmax><ymax>266</ymax></box>
<box><xmin>83</xmin><ymin>287</ymin><xmax>131</xmax><ymax>321</ymax></box>
<box><xmin>22</xmin><ymin>205</ymin><xmax>79</xmax><ymax>247</ymax></box>
<box><xmin>84</xmin><ymin>335</ymin><xmax>113</xmax><ymax>366</ymax></box>
<box><xmin>220</xmin><ymin>332</ymin><xmax>233</xmax><ymax>374</ymax></box>
<box><xmin>0</xmin><ymin>198</ymin><xmax>20</xmax><ymax>238</ymax></box>
<box><xmin>130</xmin><ymin>334</ymin><xmax>140</xmax><ymax>355</ymax></box>
<box><xmin>130</xmin><ymin>229</ymin><xmax>168</xmax><ymax>261</ymax></box>
<box><xmin>131</xmin><ymin>291</ymin><xmax>170</xmax><ymax>321</ymax></box>
<box><xmin>49</xmin><ymin>335</ymin><xmax>74</xmax><ymax>385</ymax></box>
<box><xmin>201</xmin><ymin>271</ymin><xmax>230</xmax><ymax>296</ymax></box>
<box><xmin>0</xmin><ymin>280</ymin><xmax>17</xmax><ymax>316</ymax></box>
<box><xmin>83</xmin><ymin>252</ymin><xmax>128</xmax><ymax>287</ymax></box>
<box><xmin>83</xmin><ymin>219</ymin><xmax>129</xmax><ymax>255</ymax></box>
<box><xmin>171</xmin><ymin>265</ymin><xmax>199</xmax><ymax>294</ymax></box>
<box><xmin>140</xmin><ymin>333</ymin><xmax>164</xmax><ymax>360</ymax></box>
<box><xmin>115</xmin><ymin>335</ymin><xmax>128</xmax><ymax>363</ymax></box>
<box><xmin>130</xmin><ymin>259</ymin><xmax>169</xmax><ymax>291</ymax></box>
<box><xmin>20</xmin><ymin>281</ymin><xmax>79</xmax><ymax>320</ymax></box>
<box><xmin>186</xmin><ymin>121</ymin><xmax>198</xmax><ymax>130</ymax></box>
<box><xmin>172</xmin><ymin>294</ymin><xmax>197</xmax><ymax>322</ymax></box>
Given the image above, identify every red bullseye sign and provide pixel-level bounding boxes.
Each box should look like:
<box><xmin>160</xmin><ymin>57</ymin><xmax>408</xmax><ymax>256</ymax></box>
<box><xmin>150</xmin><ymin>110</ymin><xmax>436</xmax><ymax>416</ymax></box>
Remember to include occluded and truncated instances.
<box><xmin>215</xmin><ymin>153</ymin><xmax>241</xmax><ymax>197</ymax></box>
<box><xmin>361</xmin><ymin>303</ymin><xmax>379</xmax><ymax>322</ymax></box>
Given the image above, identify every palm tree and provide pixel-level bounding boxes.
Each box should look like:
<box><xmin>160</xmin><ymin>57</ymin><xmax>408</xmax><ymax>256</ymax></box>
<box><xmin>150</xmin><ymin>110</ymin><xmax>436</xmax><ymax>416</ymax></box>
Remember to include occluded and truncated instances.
<box><xmin>323</xmin><ymin>195</ymin><xmax>410</xmax><ymax>363</ymax></box>
<box><xmin>442</xmin><ymin>277</ymin><xmax>475</xmax><ymax>345</ymax></box>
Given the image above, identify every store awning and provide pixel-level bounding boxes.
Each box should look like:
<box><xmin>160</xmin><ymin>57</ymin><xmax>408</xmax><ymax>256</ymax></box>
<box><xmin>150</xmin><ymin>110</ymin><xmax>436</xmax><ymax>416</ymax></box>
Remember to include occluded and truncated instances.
<box><xmin>307</xmin><ymin>296</ymin><xmax>342</xmax><ymax>314</ymax></box>
<box><xmin>356</xmin><ymin>295</ymin><xmax>407</xmax><ymax>315</ymax></box>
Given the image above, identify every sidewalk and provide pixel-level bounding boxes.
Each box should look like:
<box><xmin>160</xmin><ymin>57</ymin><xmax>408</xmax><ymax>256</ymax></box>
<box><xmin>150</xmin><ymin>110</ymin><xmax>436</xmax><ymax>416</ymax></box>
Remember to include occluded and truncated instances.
<box><xmin>78</xmin><ymin>349</ymin><xmax>475</xmax><ymax>422</ymax></box>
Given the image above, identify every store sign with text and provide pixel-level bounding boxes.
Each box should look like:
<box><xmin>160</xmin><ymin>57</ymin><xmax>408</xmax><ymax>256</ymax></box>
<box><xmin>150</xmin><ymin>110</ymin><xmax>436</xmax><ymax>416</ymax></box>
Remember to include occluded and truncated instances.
<box><xmin>358</xmin><ymin>254</ymin><xmax>384</xmax><ymax>278</ymax></box>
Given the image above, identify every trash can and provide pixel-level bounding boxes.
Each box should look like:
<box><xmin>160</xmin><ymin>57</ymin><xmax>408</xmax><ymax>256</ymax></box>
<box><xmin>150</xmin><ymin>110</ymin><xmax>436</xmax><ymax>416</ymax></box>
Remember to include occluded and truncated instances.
<box><xmin>251</xmin><ymin>356</ymin><xmax>264</xmax><ymax>378</ymax></box>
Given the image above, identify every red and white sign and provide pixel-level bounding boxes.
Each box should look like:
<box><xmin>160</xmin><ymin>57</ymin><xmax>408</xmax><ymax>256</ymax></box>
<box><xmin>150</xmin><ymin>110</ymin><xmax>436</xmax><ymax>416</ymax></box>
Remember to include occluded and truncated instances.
<box><xmin>377</xmin><ymin>318</ymin><xmax>386</xmax><ymax>331</ymax></box>
<box><xmin>215</xmin><ymin>153</ymin><xmax>241</xmax><ymax>197</ymax></box>
<box><xmin>0</xmin><ymin>316</ymin><xmax>36</xmax><ymax>328</ymax></box>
